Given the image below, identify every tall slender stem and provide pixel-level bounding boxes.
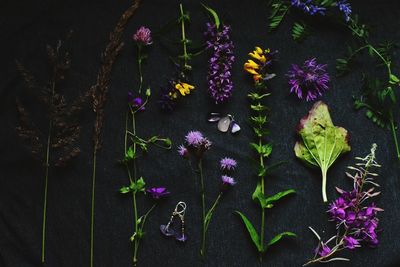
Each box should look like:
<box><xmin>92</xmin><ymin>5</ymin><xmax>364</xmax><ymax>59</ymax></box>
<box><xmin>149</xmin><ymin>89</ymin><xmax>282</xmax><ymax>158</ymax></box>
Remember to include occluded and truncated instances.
<box><xmin>131</xmin><ymin>112</ymin><xmax>139</xmax><ymax>266</ymax></box>
<box><xmin>137</xmin><ymin>45</ymin><xmax>143</xmax><ymax>94</ymax></box>
<box><xmin>41</xmin><ymin>74</ymin><xmax>56</xmax><ymax>263</ymax></box>
<box><xmin>199</xmin><ymin>159</ymin><xmax>206</xmax><ymax>258</ymax></box>
<box><xmin>90</xmin><ymin>149</ymin><xmax>97</xmax><ymax>267</ymax></box>
<box><xmin>179</xmin><ymin>3</ymin><xmax>189</xmax><ymax>69</ymax></box>
<box><xmin>390</xmin><ymin>117</ymin><xmax>400</xmax><ymax>161</ymax></box>
<box><xmin>41</xmin><ymin>121</ymin><xmax>52</xmax><ymax>263</ymax></box>
<box><xmin>259</xmin><ymin>137</ymin><xmax>265</xmax><ymax>262</ymax></box>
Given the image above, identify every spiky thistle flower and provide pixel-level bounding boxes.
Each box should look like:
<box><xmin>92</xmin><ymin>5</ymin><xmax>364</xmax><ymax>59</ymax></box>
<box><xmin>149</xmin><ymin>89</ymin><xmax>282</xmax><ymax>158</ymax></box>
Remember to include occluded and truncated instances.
<box><xmin>287</xmin><ymin>58</ymin><xmax>330</xmax><ymax>101</ymax></box>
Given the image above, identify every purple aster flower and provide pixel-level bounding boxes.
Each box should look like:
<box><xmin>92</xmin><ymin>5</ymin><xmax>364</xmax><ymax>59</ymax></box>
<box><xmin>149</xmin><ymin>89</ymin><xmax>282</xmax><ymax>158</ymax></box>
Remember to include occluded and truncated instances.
<box><xmin>146</xmin><ymin>187</ymin><xmax>170</xmax><ymax>199</ymax></box>
<box><xmin>133</xmin><ymin>26</ymin><xmax>152</xmax><ymax>46</ymax></box>
<box><xmin>185</xmin><ymin>131</ymin><xmax>205</xmax><ymax>147</ymax></box>
<box><xmin>291</xmin><ymin>0</ymin><xmax>326</xmax><ymax>16</ymax></box>
<box><xmin>336</xmin><ymin>0</ymin><xmax>352</xmax><ymax>22</ymax></box>
<box><xmin>204</xmin><ymin>23</ymin><xmax>235</xmax><ymax>104</ymax></box>
<box><xmin>221</xmin><ymin>175</ymin><xmax>236</xmax><ymax>186</ymax></box>
<box><xmin>343</xmin><ymin>236</ymin><xmax>360</xmax><ymax>250</ymax></box>
<box><xmin>220</xmin><ymin>157</ymin><xmax>237</xmax><ymax>171</ymax></box>
<box><xmin>287</xmin><ymin>58</ymin><xmax>330</xmax><ymax>101</ymax></box>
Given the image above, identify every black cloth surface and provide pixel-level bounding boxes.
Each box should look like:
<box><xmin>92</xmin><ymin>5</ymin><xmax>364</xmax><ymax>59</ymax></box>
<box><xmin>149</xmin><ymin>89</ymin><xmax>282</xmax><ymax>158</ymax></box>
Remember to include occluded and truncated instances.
<box><xmin>1</xmin><ymin>0</ymin><xmax>400</xmax><ymax>266</ymax></box>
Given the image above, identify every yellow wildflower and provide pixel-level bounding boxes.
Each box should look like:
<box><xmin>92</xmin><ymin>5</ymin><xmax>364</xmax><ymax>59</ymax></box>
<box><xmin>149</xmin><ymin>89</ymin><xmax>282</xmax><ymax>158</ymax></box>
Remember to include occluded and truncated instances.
<box><xmin>175</xmin><ymin>82</ymin><xmax>195</xmax><ymax>96</ymax></box>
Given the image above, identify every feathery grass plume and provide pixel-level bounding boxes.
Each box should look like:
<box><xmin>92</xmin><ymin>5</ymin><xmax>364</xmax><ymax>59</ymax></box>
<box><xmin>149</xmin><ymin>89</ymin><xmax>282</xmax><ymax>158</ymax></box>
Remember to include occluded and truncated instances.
<box><xmin>15</xmin><ymin>32</ymin><xmax>87</xmax><ymax>263</ymax></box>
<box><xmin>88</xmin><ymin>1</ymin><xmax>141</xmax><ymax>266</ymax></box>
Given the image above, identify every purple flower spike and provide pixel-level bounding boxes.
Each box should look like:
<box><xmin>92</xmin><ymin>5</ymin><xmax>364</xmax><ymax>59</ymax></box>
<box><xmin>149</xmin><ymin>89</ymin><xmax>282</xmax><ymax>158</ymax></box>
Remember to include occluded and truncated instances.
<box><xmin>337</xmin><ymin>0</ymin><xmax>352</xmax><ymax>22</ymax></box>
<box><xmin>160</xmin><ymin>225</ymin><xmax>175</xmax><ymax>237</ymax></box>
<box><xmin>287</xmin><ymin>58</ymin><xmax>330</xmax><ymax>101</ymax></box>
<box><xmin>204</xmin><ymin>23</ymin><xmax>235</xmax><ymax>104</ymax></box>
<box><xmin>220</xmin><ymin>157</ymin><xmax>237</xmax><ymax>171</ymax></box>
<box><xmin>221</xmin><ymin>175</ymin><xmax>236</xmax><ymax>186</ymax></box>
<box><xmin>175</xmin><ymin>233</ymin><xmax>187</xmax><ymax>242</ymax></box>
<box><xmin>133</xmin><ymin>26</ymin><xmax>152</xmax><ymax>46</ymax></box>
<box><xmin>146</xmin><ymin>187</ymin><xmax>170</xmax><ymax>199</ymax></box>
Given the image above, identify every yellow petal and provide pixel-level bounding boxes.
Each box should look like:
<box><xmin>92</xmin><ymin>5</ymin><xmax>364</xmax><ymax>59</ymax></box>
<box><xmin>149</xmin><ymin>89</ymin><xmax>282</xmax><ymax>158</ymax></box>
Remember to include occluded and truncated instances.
<box><xmin>253</xmin><ymin>74</ymin><xmax>262</xmax><ymax>81</ymax></box>
<box><xmin>245</xmin><ymin>60</ymin><xmax>260</xmax><ymax>69</ymax></box>
<box><xmin>255</xmin><ymin>46</ymin><xmax>263</xmax><ymax>54</ymax></box>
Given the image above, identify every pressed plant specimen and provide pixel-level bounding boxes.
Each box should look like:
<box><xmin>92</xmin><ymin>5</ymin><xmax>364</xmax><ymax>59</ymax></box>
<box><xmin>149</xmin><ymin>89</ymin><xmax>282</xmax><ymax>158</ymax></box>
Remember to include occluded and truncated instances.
<box><xmin>88</xmin><ymin>1</ymin><xmax>141</xmax><ymax>266</ymax></box>
<box><xmin>15</xmin><ymin>33</ymin><xmax>86</xmax><ymax>263</ymax></box>
<box><xmin>237</xmin><ymin>46</ymin><xmax>296</xmax><ymax>261</ymax></box>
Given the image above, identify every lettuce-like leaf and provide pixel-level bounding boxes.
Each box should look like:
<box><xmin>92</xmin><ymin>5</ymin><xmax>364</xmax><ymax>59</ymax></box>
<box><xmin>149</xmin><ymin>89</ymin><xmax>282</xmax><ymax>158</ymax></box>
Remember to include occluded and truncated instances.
<box><xmin>294</xmin><ymin>101</ymin><xmax>351</xmax><ymax>202</ymax></box>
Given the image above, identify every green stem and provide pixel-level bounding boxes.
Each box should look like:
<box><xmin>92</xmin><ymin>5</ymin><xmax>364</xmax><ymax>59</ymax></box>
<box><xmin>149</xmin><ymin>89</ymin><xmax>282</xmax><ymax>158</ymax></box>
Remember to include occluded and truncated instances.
<box><xmin>41</xmin><ymin>121</ymin><xmax>52</xmax><ymax>263</ymax></box>
<box><xmin>90</xmin><ymin>149</ymin><xmax>97</xmax><ymax>267</ymax></box>
<box><xmin>179</xmin><ymin>3</ymin><xmax>189</xmax><ymax>70</ymax></box>
<box><xmin>137</xmin><ymin>45</ymin><xmax>143</xmax><ymax>94</ymax></box>
<box><xmin>199</xmin><ymin>159</ymin><xmax>206</xmax><ymax>258</ymax></box>
<box><xmin>131</xmin><ymin>112</ymin><xmax>139</xmax><ymax>266</ymax></box>
<box><xmin>390</xmin><ymin>116</ymin><xmax>400</xmax><ymax>161</ymax></box>
<box><xmin>321</xmin><ymin>168</ymin><xmax>328</xmax><ymax>203</ymax></box>
<box><xmin>204</xmin><ymin>193</ymin><xmax>222</xmax><ymax>232</ymax></box>
<box><xmin>259</xmin><ymin>137</ymin><xmax>265</xmax><ymax>262</ymax></box>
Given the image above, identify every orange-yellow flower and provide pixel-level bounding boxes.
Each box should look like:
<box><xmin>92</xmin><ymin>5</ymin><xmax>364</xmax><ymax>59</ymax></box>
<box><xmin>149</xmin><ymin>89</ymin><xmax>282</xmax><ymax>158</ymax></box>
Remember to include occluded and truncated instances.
<box><xmin>175</xmin><ymin>82</ymin><xmax>195</xmax><ymax>96</ymax></box>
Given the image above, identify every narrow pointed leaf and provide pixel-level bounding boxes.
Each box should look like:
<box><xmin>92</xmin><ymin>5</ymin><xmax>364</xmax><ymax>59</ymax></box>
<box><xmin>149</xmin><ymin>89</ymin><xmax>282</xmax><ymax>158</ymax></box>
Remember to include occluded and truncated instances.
<box><xmin>266</xmin><ymin>232</ymin><xmax>296</xmax><ymax>249</ymax></box>
<box><xmin>235</xmin><ymin>211</ymin><xmax>263</xmax><ymax>252</ymax></box>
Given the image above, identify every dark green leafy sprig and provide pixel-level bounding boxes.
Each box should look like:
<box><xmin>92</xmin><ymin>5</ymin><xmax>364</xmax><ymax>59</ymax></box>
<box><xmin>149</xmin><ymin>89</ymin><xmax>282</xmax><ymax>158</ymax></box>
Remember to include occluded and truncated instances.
<box><xmin>268</xmin><ymin>0</ymin><xmax>290</xmax><ymax>31</ymax></box>
<box><xmin>292</xmin><ymin>22</ymin><xmax>309</xmax><ymax>42</ymax></box>
<box><xmin>236</xmin><ymin>47</ymin><xmax>296</xmax><ymax>262</ymax></box>
<box><xmin>336</xmin><ymin>16</ymin><xmax>400</xmax><ymax>160</ymax></box>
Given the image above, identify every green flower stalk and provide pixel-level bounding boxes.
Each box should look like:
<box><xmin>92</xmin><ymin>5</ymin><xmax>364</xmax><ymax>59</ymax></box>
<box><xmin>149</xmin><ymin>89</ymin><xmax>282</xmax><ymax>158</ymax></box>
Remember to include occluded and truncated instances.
<box><xmin>237</xmin><ymin>46</ymin><xmax>296</xmax><ymax>262</ymax></box>
<box><xmin>120</xmin><ymin>89</ymin><xmax>172</xmax><ymax>266</ymax></box>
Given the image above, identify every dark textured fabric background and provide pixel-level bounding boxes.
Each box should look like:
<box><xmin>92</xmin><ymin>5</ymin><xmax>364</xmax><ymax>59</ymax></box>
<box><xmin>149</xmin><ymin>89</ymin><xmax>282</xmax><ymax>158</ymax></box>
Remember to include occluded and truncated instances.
<box><xmin>1</xmin><ymin>0</ymin><xmax>400</xmax><ymax>266</ymax></box>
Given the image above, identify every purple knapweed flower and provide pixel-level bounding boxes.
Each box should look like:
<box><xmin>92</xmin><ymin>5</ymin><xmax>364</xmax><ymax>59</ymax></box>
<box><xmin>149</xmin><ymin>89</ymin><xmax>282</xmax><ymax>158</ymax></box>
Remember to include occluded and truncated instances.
<box><xmin>146</xmin><ymin>187</ymin><xmax>170</xmax><ymax>199</ymax></box>
<box><xmin>204</xmin><ymin>23</ymin><xmax>235</xmax><ymax>104</ymax></box>
<box><xmin>178</xmin><ymin>144</ymin><xmax>189</xmax><ymax>158</ymax></box>
<box><xmin>220</xmin><ymin>157</ymin><xmax>237</xmax><ymax>171</ymax></box>
<box><xmin>133</xmin><ymin>26</ymin><xmax>152</xmax><ymax>46</ymax></box>
<box><xmin>221</xmin><ymin>175</ymin><xmax>236</xmax><ymax>186</ymax></box>
<box><xmin>185</xmin><ymin>131</ymin><xmax>205</xmax><ymax>147</ymax></box>
<box><xmin>287</xmin><ymin>58</ymin><xmax>330</xmax><ymax>101</ymax></box>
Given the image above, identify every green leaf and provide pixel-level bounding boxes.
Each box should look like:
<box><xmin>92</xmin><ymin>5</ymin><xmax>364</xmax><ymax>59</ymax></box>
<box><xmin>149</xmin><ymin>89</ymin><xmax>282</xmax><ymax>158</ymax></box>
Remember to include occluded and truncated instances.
<box><xmin>267</xmin><ymin>232</ymin><xmax>296</xmax><ymax>249</ymax></box>
<box><xmin>119</xmin><ymin>186</ymin><xmax>131</xmax><ymax>194</ymax></box>
<box><xmin>248</xmin><ymin>92</ymin><xmax>271</xmax><ymax>100</ymax></box>
<box><xmin>125</xmin><ymin>146</ymin><xmax>136</xmax><ymax>161</ymax></box>
<box><xmin>250</xmin><ymin>103</ymin><xmax>268</xmax><ymax>111</ymax></box>
<box><xmin>129</xmin><ymin>177</ymin><xmax>146</xmax><ymax>193</ymax></box>
<box><xmin>145</xmin><ymin>87</ymin><xmax>151</xmax><ymax>96</ymax></box>
<box><xmin>291</xmin><ymin>22</ymin><xmax>309</xmax><ymax>42</ymax></box>
<box><xmin>250</xmin><ymin>116</ymin><xmax>267</xmax><ymax>126</ymax></box>
<box><xmin>250</xmin><ymin>143</ymin><xmax>272</xmax><ymax>157</ymax></box>
<box><xmin>294</xmin><ymin>101</ymin><xmax>351</xmax><ymax>202</ymax></box>
<box><xmin>253</xmin><ymin>127</ymin><xmax>270</xmax><ymax>138</ymax></box>
<box><xmin>252</xmin><ymin>184</ymin><xmax>295</xmax><ymax>209</ymax></box>
<box><xmin>268</xmin><ymin>3</ymin><xmax>290</xmax><ymax>31</ymax></box>
<box><xmin>389</xmin><ymin>74</ymin><xmax>400</xmax><ymax>85</ymax></box>
<box><xmin>202</xmin><ymin>4</ymin><xmax>220</xmax><ymax>29</ymax></box>
<box><xmin>264</xmin><ymin>189</ymin><xmax>296</xmax><ymax>208</ymax></box>
<box><xmin>235</xmin><ymin>211</ymin><xmax>263</xmax><ymax>252</ymax></box>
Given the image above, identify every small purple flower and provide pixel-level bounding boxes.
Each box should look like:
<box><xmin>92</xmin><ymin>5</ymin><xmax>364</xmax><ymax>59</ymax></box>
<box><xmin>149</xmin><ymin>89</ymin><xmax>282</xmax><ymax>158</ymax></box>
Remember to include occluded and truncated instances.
<box><xmin>336</xmin><ymin>0</ymin><xmax>352</xmax><ymax>22</ymax></box>
<box><xmin>146</xmin><ymin>187</ymin><xmax>170</xmax><ymax>199</ymax></box>
<box><xmin>221</xmin><ymin>175</ymin><xmax>236</xmax><ymax>186</ymax></box>
<box><xmin>185</xmin><ymin>131</ymin><xmax>205</xmax><ymax>147</ymax></box>
<box><xmin>291</xmin><ymin>0</ymin><xmax>326</xmax><ymax>16</ymax></box>
<box><xmin>204</xmin><ymin>23</ymin><xmax>235</xmax><ymax>104</ymax></box>
<box><xmin>133</xmin><ymin>26</ymin><xmax>152</xmax><ymax>46</ymax></box>
<box><xmin>178</xmin><ymin>145</ymin><xmax>189</xmax><ymax>158</ymax></box>
<box><xmin>316</xmin><ymin>243</ymin><xmax>331</xmax><ymax>257</ymax></box>
<box><xmin>175</xmin><ymin>233</ymin><xmax>188</xmax><ymax>242</ymax></box>
<box><xmin>287</xmin><ymin>58</ymin><xmax>330</xmax><ymax>101</ymax></box>
<box><xmin>220</xmin><ymin>157</ymin><xmax>237</xmax><ymax>171</ymax></box>
<box><xmin>160</xmin><ymin>224</ymin><xmax>175</xmax><ymax>237</ymax></box>
<box><xmin>128</xmin><ymin>92</ymin><xmax>145</xmax><ymax>110</ymax></box>
<box><xmin>343</xmin><ymin>236</ymin><xmax>360</xmax><ymax>250</ymax></box>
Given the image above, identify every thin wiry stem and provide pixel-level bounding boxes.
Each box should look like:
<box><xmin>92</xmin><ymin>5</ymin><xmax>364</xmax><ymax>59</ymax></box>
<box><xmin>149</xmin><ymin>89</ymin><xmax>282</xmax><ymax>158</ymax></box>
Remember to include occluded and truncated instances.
<box><xmin>199</xmin><ymin>159</ymin><xmax>206</xmax><ymax>258</ymax></box>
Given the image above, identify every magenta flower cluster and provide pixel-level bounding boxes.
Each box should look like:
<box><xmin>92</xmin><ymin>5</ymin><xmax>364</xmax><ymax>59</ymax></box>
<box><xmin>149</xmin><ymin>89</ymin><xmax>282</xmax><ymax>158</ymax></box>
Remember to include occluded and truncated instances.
<box><xmin>308</xmin><ymin>144</ymin><xmax>382</xmax><ymax>264</ymax></box>
<box><xmin>204</xmin><ymin>23</ymin><xmax>235</xmax><ymax>104</ymax></box>
<box><xmin>132</xmin><ymin>26</ymin><xmax>152</xmax><ymax>46</ymax></box>
<box><xmin>287</xmin><ymin>58</ymin><xmax>330</xmax><ymax>101</ymax></box>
